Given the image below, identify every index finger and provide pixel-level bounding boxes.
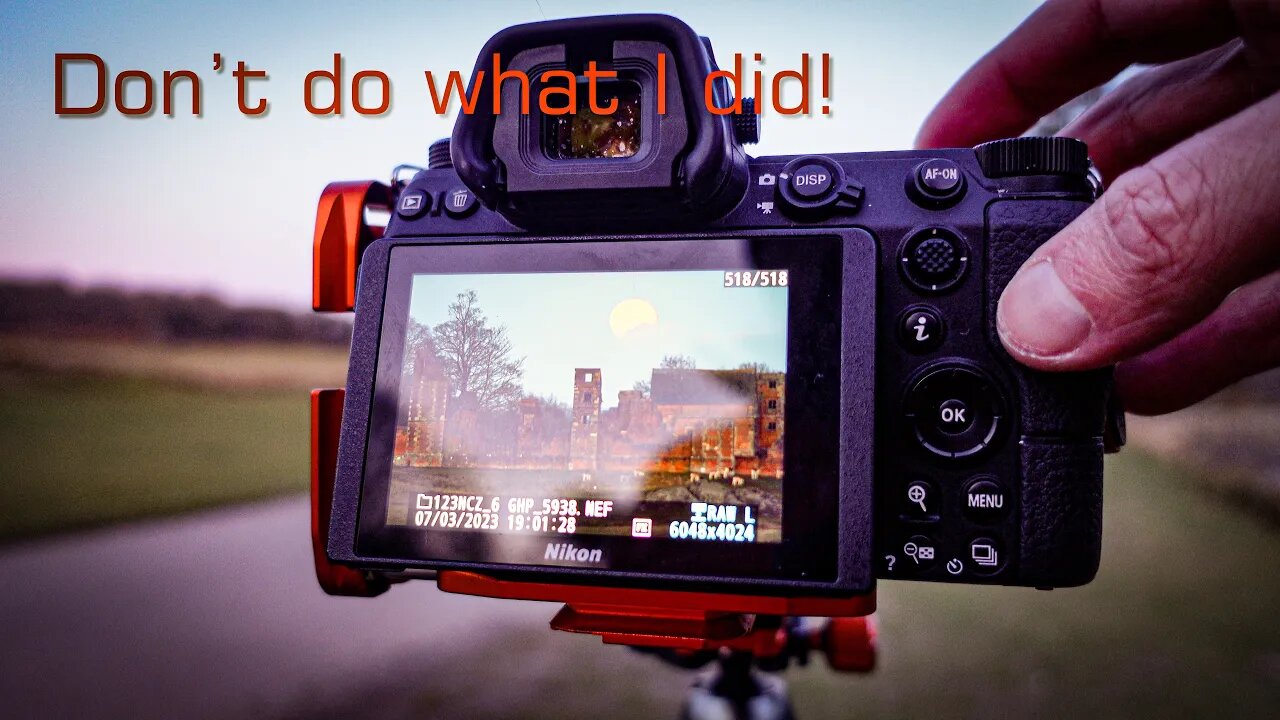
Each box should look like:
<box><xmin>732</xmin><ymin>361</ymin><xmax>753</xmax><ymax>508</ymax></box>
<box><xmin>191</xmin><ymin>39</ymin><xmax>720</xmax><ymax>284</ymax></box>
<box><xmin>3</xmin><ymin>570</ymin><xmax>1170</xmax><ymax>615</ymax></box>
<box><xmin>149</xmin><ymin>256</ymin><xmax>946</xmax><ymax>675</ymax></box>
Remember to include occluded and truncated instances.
<box><xmin>915</xmin><ymin>0</ymin><xmax>1240</xmax><ymax>149</ymax></box>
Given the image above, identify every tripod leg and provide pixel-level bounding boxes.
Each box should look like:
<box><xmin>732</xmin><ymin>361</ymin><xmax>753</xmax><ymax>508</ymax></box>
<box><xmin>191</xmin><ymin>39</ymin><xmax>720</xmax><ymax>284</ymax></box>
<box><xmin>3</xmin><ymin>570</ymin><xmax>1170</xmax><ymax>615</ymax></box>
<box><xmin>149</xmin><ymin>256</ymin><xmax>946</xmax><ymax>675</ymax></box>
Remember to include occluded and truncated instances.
<box><xmin>680</xmin><ymin>651</ymin><xmax>796</xmax><ymax>720</ymax></box>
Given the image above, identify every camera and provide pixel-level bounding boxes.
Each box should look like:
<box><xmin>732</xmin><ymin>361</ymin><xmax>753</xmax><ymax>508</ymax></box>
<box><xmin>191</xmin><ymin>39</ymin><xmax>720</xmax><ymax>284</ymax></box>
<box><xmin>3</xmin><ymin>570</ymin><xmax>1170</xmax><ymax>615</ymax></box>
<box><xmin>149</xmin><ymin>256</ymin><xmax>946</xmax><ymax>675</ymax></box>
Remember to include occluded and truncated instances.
<box><xmin>310</xmin><ymin>15</ymin><xmax>1125</xmax><ymax>618</ymax></box>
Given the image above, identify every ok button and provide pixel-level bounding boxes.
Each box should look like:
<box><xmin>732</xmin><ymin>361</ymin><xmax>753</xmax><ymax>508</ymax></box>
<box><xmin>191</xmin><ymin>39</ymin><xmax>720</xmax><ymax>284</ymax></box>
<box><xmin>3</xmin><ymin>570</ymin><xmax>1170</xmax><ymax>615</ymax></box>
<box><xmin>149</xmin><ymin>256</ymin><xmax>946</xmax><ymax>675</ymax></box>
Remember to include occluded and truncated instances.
<box><xmin>937</xmin><ymin>398</ymin><xmax>972</xmax><ymax>433</ymax></box>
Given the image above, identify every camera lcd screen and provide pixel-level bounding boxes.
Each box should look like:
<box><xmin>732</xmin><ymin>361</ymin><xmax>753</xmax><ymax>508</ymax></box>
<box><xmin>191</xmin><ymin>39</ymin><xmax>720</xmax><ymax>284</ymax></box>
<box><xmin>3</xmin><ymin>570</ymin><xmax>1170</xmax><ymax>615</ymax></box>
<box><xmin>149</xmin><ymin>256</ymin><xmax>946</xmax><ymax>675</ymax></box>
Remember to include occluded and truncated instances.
<box><xmin>391</xmin><ymin>268</ymin><xmax>788</xmax><ymax>545</ymax></box>
<box><xmin>355</xmin><ymin>238</ymin><xmax>844</xmax><ymax>582</ymax></box>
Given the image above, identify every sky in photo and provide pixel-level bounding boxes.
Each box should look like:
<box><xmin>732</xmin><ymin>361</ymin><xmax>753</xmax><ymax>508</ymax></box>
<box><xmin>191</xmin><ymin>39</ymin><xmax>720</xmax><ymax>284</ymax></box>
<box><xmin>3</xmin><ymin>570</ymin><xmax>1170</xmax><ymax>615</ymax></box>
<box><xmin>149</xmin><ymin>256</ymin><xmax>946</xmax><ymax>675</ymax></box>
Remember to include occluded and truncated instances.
<box><xmin>408</xmin><ymin>269</ymin><xmax>788</xmax><ymax>406</ymax></box>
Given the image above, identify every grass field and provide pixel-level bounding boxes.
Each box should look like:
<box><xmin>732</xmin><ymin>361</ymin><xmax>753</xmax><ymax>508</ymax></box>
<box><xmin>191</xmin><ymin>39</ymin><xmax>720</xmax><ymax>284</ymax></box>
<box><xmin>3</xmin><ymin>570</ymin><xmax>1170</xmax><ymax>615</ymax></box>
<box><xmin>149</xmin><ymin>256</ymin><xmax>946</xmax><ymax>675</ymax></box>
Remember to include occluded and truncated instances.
<box><xmin>0</xmin><ymin>334</ymin><xmax>347</xmax><ymax>390</ymax></box>
<box><xmin>0</xmin><ymin>369</ymin><xmax>311</xmax><ymax>540</ymax></box>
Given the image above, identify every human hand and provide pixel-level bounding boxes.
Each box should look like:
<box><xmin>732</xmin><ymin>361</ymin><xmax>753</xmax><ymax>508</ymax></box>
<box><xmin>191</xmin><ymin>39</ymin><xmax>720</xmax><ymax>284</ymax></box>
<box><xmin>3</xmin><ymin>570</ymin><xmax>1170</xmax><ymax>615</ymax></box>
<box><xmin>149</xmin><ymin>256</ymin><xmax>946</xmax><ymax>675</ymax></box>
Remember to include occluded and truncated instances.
<box><xmin>916</xmin><ymin>0</ymin><xmax>1280</xmax><ymax>414</ymax></box>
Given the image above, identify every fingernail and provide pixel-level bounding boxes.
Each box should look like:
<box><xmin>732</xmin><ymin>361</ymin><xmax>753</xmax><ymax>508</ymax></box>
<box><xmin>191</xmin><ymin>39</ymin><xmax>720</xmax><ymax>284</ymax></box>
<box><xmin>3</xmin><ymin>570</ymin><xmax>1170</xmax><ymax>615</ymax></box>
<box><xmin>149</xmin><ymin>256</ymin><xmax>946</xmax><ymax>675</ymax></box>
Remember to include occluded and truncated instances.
<box><xmin>997</xmin><ymin>260</ymin><xmax>1093</xmax><ymax>359</ymax></box>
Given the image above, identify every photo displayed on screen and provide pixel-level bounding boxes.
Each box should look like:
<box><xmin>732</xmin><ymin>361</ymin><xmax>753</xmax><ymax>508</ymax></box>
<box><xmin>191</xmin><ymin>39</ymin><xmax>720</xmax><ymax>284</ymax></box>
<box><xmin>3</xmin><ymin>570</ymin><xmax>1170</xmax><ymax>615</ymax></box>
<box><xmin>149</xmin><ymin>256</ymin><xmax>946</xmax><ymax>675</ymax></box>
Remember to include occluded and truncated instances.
<box><xmin>386</xmin><ymin>268</ymin><xmax>789</xmax><ymax>545</ymax></box>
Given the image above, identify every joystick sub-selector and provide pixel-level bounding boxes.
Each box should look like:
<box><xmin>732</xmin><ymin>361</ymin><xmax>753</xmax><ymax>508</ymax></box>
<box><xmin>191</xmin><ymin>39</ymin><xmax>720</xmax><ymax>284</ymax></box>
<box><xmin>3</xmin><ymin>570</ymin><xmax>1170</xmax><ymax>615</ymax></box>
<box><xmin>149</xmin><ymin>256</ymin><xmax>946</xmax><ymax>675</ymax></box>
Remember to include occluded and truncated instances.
<box><xmin>776</xmin><ymin>155</ymin><xmax>864</xmax><ymax>218</ymax></box>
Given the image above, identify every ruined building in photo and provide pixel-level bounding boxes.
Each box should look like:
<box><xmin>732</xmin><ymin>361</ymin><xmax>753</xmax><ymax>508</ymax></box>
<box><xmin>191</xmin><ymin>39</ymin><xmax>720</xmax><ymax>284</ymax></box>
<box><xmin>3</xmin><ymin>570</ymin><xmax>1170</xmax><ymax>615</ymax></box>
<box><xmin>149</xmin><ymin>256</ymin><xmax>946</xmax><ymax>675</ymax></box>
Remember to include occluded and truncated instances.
<box><xmin>568</xmin><ymin>368</ymin><xmax>602</xmax><ymax>471</ymax></box>
<box><xmin>395</xmin><ymin>360</ymin><xmax>785</xmax><ymax>478</ymax></box>
<box><xmin>593</xmin><ymin>367</ymin><xmax>785</xmax><ymax>478</ymax></box>
<box><xmin>395</xmin><ymin>345</ymin><xmax>449</xmax><ymax>466</ymax></box>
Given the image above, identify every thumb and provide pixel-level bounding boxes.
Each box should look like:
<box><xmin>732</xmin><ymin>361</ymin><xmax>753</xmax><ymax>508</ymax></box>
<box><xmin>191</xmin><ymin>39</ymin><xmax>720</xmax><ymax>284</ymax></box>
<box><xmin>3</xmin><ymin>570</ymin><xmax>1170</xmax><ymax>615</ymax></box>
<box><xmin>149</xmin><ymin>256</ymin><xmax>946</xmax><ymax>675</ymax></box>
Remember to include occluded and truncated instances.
<box><xmin>996</xmin><ymin>102</ymin><xmax>1280</xmax><ymax>370</ymax></box>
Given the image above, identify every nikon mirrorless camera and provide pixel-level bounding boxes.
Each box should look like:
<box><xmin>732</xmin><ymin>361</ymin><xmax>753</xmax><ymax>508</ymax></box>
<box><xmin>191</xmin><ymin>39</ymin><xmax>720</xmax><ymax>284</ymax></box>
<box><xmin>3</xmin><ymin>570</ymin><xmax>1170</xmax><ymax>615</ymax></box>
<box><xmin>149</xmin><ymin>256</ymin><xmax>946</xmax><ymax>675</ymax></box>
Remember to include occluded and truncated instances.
<box><xmin>316</xmin><ymin>14</ymin><xmax>1124</xmax><ymax>605</ymax></box>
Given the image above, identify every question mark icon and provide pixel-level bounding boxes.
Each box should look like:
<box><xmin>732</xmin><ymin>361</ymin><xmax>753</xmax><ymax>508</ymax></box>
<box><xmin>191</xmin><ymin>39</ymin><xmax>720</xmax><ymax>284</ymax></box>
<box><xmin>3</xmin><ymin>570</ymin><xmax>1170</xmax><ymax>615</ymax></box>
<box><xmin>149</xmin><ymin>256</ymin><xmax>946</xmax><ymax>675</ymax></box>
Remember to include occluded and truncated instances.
<box><xmin>885</xmin><ymin>554</ymin><xmax>896</xmax><ymax>572</ymax></box>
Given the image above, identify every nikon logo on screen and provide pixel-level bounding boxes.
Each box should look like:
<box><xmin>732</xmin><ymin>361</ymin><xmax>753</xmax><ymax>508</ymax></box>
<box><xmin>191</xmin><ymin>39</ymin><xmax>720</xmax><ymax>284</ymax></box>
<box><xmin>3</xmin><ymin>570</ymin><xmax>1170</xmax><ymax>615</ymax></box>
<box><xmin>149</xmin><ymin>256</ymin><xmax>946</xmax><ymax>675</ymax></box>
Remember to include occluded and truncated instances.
<box><xmin>545</xmin><ymin>543</ymin><xmax>604</xmax><ymax>564</ymax></box>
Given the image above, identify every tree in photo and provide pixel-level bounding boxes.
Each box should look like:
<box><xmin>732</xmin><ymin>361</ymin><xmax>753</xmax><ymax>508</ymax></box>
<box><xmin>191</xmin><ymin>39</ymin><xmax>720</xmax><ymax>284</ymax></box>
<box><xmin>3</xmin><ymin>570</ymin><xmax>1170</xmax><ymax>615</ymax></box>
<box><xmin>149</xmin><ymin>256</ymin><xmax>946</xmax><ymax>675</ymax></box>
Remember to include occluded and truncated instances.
<box><xmin>660</xmin><ymin>354</ymin><xmax>697</xmax><ymax>370</ymax></box>
<box><xmin>433</xmin><ymin>290</ymin><xmax>526</xmax><ymax>411</ymax></box>
<box><xmin>403</xmin><ymin>318</ymin><xmax>438</xmax><ymax>377</ymax></box>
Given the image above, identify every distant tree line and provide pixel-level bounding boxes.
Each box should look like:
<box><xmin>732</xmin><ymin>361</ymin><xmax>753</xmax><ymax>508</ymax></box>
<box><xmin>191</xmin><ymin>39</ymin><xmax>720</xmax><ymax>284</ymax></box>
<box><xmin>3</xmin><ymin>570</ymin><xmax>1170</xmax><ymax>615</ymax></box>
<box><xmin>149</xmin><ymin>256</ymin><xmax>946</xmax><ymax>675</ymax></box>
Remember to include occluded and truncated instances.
<box><xmin>0</xmin><ymin>279</ymin><xmax>352</xmax><ymax>345</ymax></box>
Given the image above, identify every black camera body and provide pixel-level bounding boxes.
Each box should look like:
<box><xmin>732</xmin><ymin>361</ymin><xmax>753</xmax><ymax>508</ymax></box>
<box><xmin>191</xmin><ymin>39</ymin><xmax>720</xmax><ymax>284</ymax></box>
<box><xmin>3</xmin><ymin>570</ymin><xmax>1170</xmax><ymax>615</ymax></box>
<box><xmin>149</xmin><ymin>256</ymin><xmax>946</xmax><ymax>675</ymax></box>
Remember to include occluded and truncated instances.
<box><xmin>324</xmin><ymin>15</ymin><xmax>1122</xmax><ymax>601</ymax></box>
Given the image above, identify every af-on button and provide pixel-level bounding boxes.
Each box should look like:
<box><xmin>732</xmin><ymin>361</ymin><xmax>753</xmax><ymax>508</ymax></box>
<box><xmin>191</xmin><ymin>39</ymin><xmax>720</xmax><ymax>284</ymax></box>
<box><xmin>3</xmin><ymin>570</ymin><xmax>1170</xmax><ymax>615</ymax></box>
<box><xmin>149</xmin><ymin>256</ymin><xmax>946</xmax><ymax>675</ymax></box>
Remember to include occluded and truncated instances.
<box><xmin>908</xmin><ymin>158</ymin><xmax>966</xmax><ymax>208</ymax></box>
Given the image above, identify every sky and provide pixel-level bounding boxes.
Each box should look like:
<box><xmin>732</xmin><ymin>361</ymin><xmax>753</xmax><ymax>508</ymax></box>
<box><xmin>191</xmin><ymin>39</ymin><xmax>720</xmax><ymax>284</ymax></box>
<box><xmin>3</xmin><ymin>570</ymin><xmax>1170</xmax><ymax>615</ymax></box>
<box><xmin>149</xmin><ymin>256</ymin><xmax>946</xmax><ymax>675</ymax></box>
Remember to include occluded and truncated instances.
<box><xmin>0</xmin><ymin>0</ymin><xmax>1041</xmax><ymax>310</ymax></box>
<box><xmin>408</xmin><ymin>269</ymin><xmax>788</xmax><ymax>405</ymax></box>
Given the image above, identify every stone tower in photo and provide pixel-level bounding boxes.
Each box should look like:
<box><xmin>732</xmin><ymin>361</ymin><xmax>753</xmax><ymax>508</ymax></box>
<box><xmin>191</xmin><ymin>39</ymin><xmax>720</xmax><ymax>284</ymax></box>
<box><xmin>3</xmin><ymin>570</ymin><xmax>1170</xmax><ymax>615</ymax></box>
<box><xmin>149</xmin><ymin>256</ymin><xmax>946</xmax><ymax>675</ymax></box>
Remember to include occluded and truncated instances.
<box><xmin>569</xmin><ymin>368</ymin><xmax>602</xmax><ymax>471</ymax></box>
<box><xmin>403</xmin><ymin>345</ymin><xmax>449</xmax><ymax>466</ymax></box>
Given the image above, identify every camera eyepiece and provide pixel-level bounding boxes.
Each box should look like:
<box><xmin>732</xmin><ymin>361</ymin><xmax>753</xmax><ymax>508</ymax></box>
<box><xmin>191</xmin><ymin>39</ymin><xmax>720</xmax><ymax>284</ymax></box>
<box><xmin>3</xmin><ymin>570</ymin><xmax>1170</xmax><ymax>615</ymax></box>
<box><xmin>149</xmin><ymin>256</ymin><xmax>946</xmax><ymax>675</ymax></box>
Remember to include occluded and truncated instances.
<box><xmin>451</xmin><ymin>14</ymin><xmax>751</xmax><ymax>231</ymax></box>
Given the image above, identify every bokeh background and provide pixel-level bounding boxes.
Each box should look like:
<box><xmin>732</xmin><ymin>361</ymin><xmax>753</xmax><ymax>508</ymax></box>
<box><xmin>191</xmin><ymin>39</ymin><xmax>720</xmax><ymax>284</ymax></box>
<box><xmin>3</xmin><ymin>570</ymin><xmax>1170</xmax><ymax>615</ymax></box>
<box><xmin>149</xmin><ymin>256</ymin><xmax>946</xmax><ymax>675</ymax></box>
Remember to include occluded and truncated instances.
<box><xmin>1</xmin><ymin>1</ymin><xmax>1278</xmax><ymax>718</ymax></box>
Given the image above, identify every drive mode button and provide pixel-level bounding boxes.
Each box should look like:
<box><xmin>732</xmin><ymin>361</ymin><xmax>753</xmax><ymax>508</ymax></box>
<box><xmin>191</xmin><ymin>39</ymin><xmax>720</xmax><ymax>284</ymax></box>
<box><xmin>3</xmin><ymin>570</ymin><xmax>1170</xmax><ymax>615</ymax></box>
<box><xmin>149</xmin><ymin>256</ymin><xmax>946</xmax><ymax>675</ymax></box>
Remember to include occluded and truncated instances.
<box><xmin>964</xmin><ymin>476</ymin><xmax>1009</xmax><ymax>523</ymax></box>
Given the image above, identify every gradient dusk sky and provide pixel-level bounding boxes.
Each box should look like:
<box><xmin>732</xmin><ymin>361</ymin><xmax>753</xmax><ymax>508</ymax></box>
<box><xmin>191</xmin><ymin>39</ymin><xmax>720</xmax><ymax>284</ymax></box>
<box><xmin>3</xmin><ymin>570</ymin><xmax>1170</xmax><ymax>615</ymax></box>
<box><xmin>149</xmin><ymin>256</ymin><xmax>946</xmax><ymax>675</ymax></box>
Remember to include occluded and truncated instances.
<box><xmin>408</xmin><ymin>269</ymin><xmax>788</xmax><ymax>405</ymax></box>
<box><xmin>0</xmin><ymin>0</ymin><xmax>1040</xmax><ymax>309</ymax></box>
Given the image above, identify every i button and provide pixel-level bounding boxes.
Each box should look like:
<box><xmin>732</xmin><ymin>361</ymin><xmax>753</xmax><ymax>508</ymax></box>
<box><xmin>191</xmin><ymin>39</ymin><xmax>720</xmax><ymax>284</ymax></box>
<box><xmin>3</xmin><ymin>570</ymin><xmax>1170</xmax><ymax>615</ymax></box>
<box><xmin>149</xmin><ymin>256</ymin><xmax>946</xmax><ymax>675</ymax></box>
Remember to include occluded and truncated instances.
<box><xmin>899</xmin><ymin>307</ymin><xmax>944</xmax><ymax>353</ymax></box>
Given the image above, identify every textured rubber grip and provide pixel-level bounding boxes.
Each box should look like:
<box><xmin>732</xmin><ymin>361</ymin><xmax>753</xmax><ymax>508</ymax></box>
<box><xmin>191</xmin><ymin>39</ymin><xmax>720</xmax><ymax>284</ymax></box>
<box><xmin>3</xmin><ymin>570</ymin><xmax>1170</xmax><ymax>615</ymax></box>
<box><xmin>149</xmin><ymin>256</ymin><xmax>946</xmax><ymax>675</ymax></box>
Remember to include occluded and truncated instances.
<box><xmin>986</xmin><ymin>199</ymin><xmax>1110</xmax><ymax>586</ymax></box>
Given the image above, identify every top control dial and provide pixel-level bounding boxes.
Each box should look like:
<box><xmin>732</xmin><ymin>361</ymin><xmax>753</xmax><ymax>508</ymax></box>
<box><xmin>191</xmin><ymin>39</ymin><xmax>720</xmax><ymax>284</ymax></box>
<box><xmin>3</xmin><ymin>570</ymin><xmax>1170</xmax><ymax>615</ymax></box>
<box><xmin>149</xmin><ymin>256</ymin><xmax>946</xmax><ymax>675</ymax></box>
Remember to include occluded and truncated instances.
<box><xmin>776</xmin><ymin>156</ymin><xmax>864</xmax><ymax>218</ymax></box>
<box><xmin>974</xmin><ymin>137</ymin><xmax>1089</xmax><ymax>178</ymax></box>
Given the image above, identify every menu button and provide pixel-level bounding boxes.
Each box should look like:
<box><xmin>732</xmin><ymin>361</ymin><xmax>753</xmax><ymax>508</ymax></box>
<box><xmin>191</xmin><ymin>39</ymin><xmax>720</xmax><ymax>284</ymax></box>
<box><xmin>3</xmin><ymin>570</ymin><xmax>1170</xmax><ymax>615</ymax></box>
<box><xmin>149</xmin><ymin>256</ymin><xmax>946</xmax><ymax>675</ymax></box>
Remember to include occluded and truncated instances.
<box><xmin>964</xmin><ymin>476</ymin><xmax>1009</xmax><ymax>523</ymax></box>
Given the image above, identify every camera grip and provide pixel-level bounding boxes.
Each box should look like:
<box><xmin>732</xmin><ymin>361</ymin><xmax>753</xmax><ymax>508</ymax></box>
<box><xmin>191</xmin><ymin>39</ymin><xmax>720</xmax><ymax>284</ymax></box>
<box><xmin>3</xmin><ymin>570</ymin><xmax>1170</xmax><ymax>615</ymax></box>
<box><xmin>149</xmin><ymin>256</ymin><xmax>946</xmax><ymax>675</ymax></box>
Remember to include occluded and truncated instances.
<box><xmin>986</xmin><ymin>200</ymin><xmax>1112</xmax><ymax>436</ymax></box>
<box><xmin>1019</xmin><ymin>438</ymin><xmax>1104</xmax><ymax>586</ymax></box>
<box><xmin>986</xmin><ymin>200</ymin><xmax>1110</xmax><ymax>586</ymax></box>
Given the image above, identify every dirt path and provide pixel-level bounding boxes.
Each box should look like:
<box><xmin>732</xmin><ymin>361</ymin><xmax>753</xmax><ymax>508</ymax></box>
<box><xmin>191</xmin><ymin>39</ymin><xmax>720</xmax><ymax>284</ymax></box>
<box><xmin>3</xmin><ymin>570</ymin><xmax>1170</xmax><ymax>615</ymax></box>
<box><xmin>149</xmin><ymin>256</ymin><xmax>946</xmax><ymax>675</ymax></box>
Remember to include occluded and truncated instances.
<box><xmin>0</xmin><ymin>497</ymin><xmax>554</xmax><ymax>719</ymax></box>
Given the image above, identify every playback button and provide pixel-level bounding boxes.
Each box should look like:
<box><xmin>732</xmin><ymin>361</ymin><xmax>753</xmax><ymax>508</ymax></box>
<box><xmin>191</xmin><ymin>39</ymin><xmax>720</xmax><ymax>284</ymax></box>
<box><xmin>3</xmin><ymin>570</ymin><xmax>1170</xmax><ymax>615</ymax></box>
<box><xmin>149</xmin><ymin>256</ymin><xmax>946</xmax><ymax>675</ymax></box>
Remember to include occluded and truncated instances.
<box><xmin>397</xmin><ymin>190</ymin><xmax>430</xmax><ymax>219</ymax></box>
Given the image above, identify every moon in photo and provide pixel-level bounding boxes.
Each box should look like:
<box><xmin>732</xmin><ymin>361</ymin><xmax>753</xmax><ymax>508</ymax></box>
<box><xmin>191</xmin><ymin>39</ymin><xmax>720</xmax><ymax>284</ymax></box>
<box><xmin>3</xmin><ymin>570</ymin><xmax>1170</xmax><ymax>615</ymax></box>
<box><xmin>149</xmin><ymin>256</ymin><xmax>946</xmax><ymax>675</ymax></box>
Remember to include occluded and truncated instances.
<box><xmin>609</xmin><ymin>298</ymin><xmax>658</xmax><ymax>337</ymax></box>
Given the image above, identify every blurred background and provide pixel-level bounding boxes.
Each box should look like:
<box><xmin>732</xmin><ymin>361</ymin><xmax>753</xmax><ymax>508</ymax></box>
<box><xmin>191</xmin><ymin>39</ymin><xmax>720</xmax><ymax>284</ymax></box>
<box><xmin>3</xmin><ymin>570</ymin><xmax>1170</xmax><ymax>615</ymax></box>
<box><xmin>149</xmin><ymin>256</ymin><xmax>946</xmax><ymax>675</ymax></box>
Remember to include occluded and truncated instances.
<box><xmin>1</xmin><ymin>1</ymin><xmax>1278</xmax><ymax>718</ymax></box>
